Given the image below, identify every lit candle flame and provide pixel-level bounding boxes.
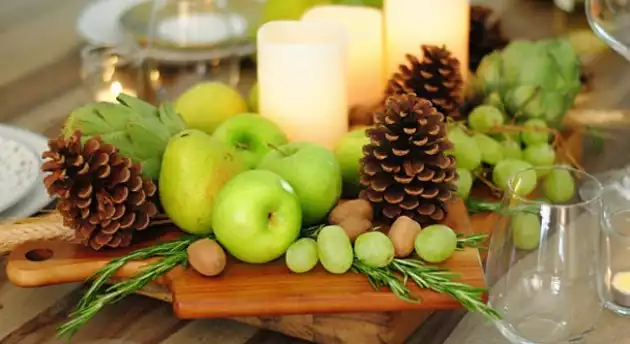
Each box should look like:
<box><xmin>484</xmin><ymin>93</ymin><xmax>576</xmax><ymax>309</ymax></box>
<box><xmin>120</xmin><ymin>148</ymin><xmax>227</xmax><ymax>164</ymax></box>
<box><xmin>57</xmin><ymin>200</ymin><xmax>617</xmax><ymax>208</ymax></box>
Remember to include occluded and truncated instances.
<box><xmin>110</xmin><ymin>81</ymin><xmax>123</xmax><ymax>97</ymax></box>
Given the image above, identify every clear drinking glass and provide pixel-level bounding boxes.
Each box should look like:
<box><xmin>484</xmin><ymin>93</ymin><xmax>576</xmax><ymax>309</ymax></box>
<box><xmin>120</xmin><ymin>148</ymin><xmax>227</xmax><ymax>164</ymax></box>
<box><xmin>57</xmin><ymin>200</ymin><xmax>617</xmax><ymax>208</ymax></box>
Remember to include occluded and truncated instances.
<box><xmin>598</xmin><ymin>200</ymin><xmax>630</xmax><ymax>316</ymax></box>
<box><xmin>80</xmin><ymin>46</ymin><xmax>141</xmax><ymax>102</ymax></box>
<box><xmin>485</xmin><ymin>166</ymin><xmax>604</xmax><ymax>344</ymax></box>
<box><xmin>131</xmin><ymin>0</ymin><xmax>253</xmax><ymax>103</ymax></box>
<box><xmin>586</xmin><ymin>0</ymin><xmax>630</xmax><ymax>61</ymax></box>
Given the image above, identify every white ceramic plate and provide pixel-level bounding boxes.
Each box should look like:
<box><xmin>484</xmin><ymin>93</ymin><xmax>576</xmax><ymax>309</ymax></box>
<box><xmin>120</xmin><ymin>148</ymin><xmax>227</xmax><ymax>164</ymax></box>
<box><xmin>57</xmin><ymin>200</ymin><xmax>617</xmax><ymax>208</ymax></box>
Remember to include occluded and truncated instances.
<box><xmin>76</xmin><ymin>0</ymin><xmax>148</xmax><ymax>46</ymax></box>
<box><xmin>0</xmin><ymin>135</ymin><xmax>40</xmax><ymax>214</ymax></box>
<box><xmin>0</xmin><ymin>125</ymin><xmax>54</xmax><ymax>219</ymax></box>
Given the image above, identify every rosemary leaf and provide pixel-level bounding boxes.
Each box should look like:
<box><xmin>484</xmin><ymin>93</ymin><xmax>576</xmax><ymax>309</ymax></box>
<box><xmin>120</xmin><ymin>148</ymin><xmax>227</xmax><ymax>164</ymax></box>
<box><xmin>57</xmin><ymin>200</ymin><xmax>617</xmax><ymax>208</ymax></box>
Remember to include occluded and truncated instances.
<box><xmin>351</xmin><ymin>260</ymin><xmax>419</xmax><ymax>303</ymax></box>
<box><xmin>390</xmin><ymin>259</ymin><xmax>501</xmax><ymax>320</ymax></box>
<box><xmin>78</xmin><ymin>235</ymin><xmax>198</xmax><ymax>309</ymax></box>
<box><xmin>456</xmin><ymin>233</ymin><xmax>489</xmax><ymax>250</ymax></box>
<box><xmin>58</xmin><ymin>251</ymin><xmax>189</xmax><ymax>339</ymax></box>
<box><xmin>299</xmin><ymin>224</ymin><xmax>325</xmax><ymax>238</ymax></box>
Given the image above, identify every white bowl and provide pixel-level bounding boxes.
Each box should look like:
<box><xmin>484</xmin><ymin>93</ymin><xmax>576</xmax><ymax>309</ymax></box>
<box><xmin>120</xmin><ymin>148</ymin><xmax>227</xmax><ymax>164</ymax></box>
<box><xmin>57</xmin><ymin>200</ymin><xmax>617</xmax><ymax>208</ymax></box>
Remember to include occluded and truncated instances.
<box><xmin>0</xmin><ymin>135</ymin><xmax>41</xmax><ymax>213</ymax></box>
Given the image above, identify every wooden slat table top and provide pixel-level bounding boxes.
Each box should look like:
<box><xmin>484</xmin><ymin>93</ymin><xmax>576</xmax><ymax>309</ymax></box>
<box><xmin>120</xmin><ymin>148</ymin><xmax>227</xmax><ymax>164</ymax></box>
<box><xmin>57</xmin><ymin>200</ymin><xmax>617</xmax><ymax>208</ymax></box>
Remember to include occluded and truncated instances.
<box><xmin>2</xmin><ymin>0</ymin><xmax>630</xmax><ymax>343</ymax></box>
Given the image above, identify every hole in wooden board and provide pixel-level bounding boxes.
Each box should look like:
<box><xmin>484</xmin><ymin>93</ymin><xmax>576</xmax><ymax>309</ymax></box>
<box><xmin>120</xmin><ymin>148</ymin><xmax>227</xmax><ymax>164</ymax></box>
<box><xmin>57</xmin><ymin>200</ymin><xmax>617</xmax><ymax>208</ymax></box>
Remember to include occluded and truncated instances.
<box><xmin>25</xmin><ymin>248</ymin><xmax>53</xmax><ymax>262</ymax></box>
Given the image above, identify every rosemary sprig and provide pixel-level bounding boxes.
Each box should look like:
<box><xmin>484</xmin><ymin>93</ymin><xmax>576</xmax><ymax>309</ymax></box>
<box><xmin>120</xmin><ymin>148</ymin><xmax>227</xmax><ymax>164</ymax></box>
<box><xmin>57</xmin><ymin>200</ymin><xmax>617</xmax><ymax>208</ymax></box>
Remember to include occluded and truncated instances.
<box><xmin>465</xmin><ymin>197</ymin><xmax>542</xmax><ymax>216</ymax></box>
<box><xmin>58</xmin><ymin>235</ymin><xmax>201</xmax><ymax>339</ymax></box>
<box><xmin>457</xmin><ymin>233</ymin><xmax>488</xmax><ymax>250</ymax></box>
<box><xmin>351</xmin><ymin>260</ymin><xmax>419</xmax><ymax>303</ymax></box>
<box><xmin>352</xmin><ymin>258</ymin><xmax>501</xmax><ymax>321</ymax></box>
<box><xmin>78</xmin><ymin>235</ymin><xmax>198</xmax><ymax>309</ymax></box>
<box><xmin>391</xmin><ymin>259</ymin><xmax>501</xmax><ymax>320</ymax></box>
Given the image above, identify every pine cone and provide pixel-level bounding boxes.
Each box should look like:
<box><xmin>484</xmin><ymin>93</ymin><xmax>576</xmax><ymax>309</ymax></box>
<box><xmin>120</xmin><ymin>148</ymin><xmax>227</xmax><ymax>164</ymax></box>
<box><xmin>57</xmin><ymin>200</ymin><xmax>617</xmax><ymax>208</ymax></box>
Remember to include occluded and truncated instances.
<box><xmin>359</xmin><ymin>94</ymin><xmax>457</xmax><ymax>225</ymax></box>
<box><xmin>469</xmin><ymin>5</ymin><xmax>509</xmax><ymax>72</ymax></box>
<box><xmin>42</xmin><ymin>131</ymin><xmax>159</xmax><ymax>250</ymax></box>
<box><xmin>386</xmin><ymin>45</ymin><xmax>464</xmax><ymax>120</ymax></box>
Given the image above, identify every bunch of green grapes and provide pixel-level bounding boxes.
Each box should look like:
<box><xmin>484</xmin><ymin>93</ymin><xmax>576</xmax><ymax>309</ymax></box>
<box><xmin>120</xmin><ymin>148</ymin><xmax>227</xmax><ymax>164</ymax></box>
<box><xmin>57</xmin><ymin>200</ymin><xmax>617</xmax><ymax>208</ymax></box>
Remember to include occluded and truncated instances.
<box><xmin>450</xmin><ymin>104</ymin><xmax>578</xmax><ymax>200</ymax></box>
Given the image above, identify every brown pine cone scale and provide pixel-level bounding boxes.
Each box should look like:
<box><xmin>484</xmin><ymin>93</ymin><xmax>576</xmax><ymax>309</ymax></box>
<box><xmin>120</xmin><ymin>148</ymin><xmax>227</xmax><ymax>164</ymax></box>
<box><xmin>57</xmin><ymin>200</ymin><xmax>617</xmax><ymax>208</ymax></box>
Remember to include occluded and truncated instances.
<box><xmin>386</xmin><ymin>45</ymin><xmax>464</xmax><ymax>120</ymax></box>
<box><xmin>42</xmin><ymin>131</ymin><xmax>158</xmax><ymax>250</ymax></box>
<box><xmin>360</xmin><ymin>94</ymin><xmax>457</xmax><ymax>225</ymax></box>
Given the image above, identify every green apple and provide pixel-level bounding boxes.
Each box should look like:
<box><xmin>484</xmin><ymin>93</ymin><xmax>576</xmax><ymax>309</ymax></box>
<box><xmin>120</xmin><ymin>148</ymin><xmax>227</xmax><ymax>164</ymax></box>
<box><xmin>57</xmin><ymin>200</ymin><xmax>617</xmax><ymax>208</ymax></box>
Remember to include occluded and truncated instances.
<box><xmin>174</xmin><ymin>82</ymin><xmax>248</xmax><ymax>134</ymax></box>
<box><xmin>258</xmin><ymin>142</ymin><xmax>342</xmax><ymax>226</ymax></box>
<box><xmin>213</xmin><ymin>113</ymin><xmax>288</xmax><ymax>169</ymax></box>
<box><xmin>261</xmin><ymin>0</ymin><xmax>331</xmax><ymax>23</ymax></box>
<box><xmin>159</xmin><ymin>129</ymin><xmax>246</xmax><ymax>235</ymax></box>
<box><xmin>248</xmin><ymin>83</ymin><xmax>259</xmax><ymax>112</ymax></box>
<box><xmin>334</xmin><ymin>126</ymin><xmax>370</xmax><ymax>197</ymax></box>
<box><xmin>212</xmin><ymin>170</ymin><xmax>302</xmax><ymax>264</ymax></box>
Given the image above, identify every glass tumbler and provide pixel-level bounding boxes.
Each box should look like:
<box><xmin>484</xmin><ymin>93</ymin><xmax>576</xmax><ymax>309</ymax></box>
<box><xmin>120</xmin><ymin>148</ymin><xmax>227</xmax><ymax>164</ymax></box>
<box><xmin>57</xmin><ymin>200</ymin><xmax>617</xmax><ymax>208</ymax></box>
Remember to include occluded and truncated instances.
<box><xmin>586</xmin><ymin>0</ymin><xmax>630</xmax><ymax>61</ymax></box>
<box><xmin>80</xmin><ymin>46</ymin><xmax>141</xmax><ymax>102</ymax></box>
<box><xmin>132</xmin><ymin>0</ymin><xmax>250</xmax><ymax>103</ymax></box>
<box><xmin>598</xmin><ymin>201</ymin><xmax>630</xmax><ymax>316</ymax></box>
<box><xmin>485</xmin><ymin>166</ymin><xmax>604</xmax><ymax>344</ymax></box>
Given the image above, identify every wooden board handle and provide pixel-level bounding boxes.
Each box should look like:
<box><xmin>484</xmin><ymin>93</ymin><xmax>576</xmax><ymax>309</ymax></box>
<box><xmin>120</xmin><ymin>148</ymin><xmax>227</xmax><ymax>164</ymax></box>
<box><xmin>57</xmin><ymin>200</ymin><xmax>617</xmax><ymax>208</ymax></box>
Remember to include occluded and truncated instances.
<box><xmin>6</xmin><ymin>239</ymin><xmax>156</xmax><ymax>287</ymax></box>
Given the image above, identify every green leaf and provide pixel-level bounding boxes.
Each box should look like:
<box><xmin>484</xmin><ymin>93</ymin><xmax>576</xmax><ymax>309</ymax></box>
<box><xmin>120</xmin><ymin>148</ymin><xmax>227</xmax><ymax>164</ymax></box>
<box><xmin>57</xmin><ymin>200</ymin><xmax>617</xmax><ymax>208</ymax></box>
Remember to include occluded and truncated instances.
<box><xmin>64</xmin><ymin>103</ymin><xmax>128</xmax><ymax>136</ymax></box>
<box><xmin>126</xmin><ymin>118</ymin><xmax>170</xmax><ymax>160</ymax></box>
<box><xmin>158</xmin><ymin>102</ymin><xmax>187</xmax><ymax>136</ymax></box>
<box><xmin>93</xmin><ymin>102</ymin><xmax>139</xmax><ymax>130</ymax></box>
<box><xmin>141</xmin><ymin>157</ymin><xmax>162</xmax><ymax>180</ymax></box>
<box><xmin>99</xmin><ymin>131</ymin><xmax>136</xmax><ymax>161</ymax></box>
<box><xmin>117</xmin><ymin>93</ymin><xmax>158</xmax><ymax>118</ymax></box>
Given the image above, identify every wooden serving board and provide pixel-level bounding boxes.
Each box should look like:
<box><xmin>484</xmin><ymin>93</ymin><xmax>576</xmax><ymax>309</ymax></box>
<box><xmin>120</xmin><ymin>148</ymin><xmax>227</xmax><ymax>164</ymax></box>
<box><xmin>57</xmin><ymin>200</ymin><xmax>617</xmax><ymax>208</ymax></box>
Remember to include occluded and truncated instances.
<box><xmin>6</xmin><ymin>199</ymin><xmax>484</xmax><ymax>320</ymax></box>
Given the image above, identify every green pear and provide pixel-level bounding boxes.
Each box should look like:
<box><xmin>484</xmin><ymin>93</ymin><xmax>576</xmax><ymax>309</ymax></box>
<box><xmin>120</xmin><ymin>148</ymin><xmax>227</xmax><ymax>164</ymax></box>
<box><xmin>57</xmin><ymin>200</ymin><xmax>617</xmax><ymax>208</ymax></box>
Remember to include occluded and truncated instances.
<box><xmin>248</xmin><ymin>83</ymin><xmax>259</xmax><ymax>112</ymax></box>
<box><xmin>174</xmin><ymin>82</ymin><xmax>248</xmax><ymax>135</ymax></box>
<box><xmin>159</xmin><ymin>129</ymin><xmax>246</xmax><ymax>235</ymax></box>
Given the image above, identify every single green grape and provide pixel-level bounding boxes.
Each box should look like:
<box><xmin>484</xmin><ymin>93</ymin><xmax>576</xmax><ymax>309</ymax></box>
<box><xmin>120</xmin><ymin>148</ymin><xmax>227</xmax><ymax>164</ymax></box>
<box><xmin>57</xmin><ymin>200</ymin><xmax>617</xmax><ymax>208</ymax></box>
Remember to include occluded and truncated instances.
<box><xmin>414</xmin><ymin>225</ymin><xmax>458</xmax><ymax>263</ymax></box>
<box><xmin>501</xmin><ymin>140</ymin><xmax>523</xmax><ymax>160</ymax></box>
<box><xmin>286</xmin><ymin>238</ymin><xmax>319</xmax><ymax>273</ymax></box>
<box><xmin>543</xmin><ymin>168</ymin><xmax>576</xmax><ymax>203</ymax></box>
<box><xmin>354</xmin><ymin>231</ymin><xmax>395</xmax><ymax>268</ymax></box>
<box><xmin>317</xmin><ymin>225</ymin><xmax>354</xmax><ymax>274</ymax></box>
<box><xmin>473</xmin><ymin>133</ymin><xmax>504</xmax><ymax>165</ymax></box>
<box><xmin>512</xmin><ymin>213</ymin><xmax>541</xmax><ymax>250</ymax></box>
<box><xmin>455</xmin><ymin>168</ymin><xmax>473</xmax><ymax>200</ymax></box>
<box><xmin>447</xmin><ymin>128</ymin><xmax>482</xmax><ymax>170</ymax></box>
<box><xmin>468</xmin><ymin>105</ymin><xmax>505</xmax><ymax>132</ymax></box>
<box><xmin>521</xmin><ymin>119</ymin><xmax>550</xmax><ymax>146</ymax></box>
<box><xmin>523</xmin><ymin>143</ymin><xmax>556</xmax><ymax>176</ymax></box>
<box><xmin>492</xmin><ymin>159</ymin><xmax>536</xmax><ymax>195</ymax></box>
<box><xmin>484</xmin><ymin>92</ymin><xmax>504</xmax><ymax>111</ymax></box>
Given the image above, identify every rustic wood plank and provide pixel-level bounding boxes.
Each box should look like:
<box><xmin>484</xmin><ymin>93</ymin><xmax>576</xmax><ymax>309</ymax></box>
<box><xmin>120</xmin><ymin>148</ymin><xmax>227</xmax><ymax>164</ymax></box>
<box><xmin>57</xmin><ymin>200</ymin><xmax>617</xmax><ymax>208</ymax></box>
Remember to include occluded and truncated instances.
<box><xmin>2</xmin><ymin>0</ymin><xmax>630</xmax><ymax>343</ymax></box>
<box><xmin>162</xmin><ymin>319</ymin><xmax>259</xmax><ymax>344</ymax></box>
<box><xmin>0</xmin><ymin>260</ymin><xmax>79</xmax><ymax>340</ymax></box>
<box><xmin>0</xmin><ymin>0</ymin><xmax>88</xmax><ymax>87</ymax></box>
<box><xmin>0</xmin><ymin>48</ymin><xmax>85</xmax><ymax>124</ymax></box>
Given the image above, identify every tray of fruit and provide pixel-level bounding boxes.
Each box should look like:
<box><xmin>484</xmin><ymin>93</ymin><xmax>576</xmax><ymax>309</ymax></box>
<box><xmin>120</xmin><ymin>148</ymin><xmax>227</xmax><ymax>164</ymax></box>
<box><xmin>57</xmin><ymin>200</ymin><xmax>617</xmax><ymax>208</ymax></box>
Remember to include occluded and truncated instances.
<box><xmin>2</xmin><ymin>7</ymin><xmax>594</xmax><ymax>340</ymax></box>
<box><xmin>5</xmin><ymin>89</ymin><xmax>494</xmax><ymax>338</ymax></box>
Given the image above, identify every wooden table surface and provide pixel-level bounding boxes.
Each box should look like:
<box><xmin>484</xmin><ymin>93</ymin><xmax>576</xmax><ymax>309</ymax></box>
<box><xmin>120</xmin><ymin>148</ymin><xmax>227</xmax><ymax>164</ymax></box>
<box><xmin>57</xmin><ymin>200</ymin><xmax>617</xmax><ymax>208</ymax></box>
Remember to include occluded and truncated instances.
<box><xmin>2</xmin><ymin>0</ymin><xmax>630</xmax><ymax>343</ymax></box>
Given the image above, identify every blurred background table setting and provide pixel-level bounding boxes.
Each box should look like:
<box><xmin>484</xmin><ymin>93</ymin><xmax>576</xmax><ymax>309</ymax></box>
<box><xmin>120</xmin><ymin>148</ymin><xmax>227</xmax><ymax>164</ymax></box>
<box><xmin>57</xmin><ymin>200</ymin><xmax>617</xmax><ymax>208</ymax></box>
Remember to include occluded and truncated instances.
<box><xmin>5</xmin><ymin>0</ymin><xmax>630</xmax><ymax>343</ymax></box>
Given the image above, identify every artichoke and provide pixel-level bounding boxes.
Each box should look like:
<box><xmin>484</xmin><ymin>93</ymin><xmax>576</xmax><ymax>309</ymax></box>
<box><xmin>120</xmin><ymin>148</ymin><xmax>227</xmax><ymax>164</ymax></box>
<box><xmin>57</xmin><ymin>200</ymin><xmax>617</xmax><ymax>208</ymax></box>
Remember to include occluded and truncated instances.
<box><xmin>475</xmin><ymin>38</ymin><xmax>581</xmax><ymax>126</ymax></box>
<box><xmin>62</xmin><ymin>94</ymin><xmax>186</xmax><ymax>180</ymax></box>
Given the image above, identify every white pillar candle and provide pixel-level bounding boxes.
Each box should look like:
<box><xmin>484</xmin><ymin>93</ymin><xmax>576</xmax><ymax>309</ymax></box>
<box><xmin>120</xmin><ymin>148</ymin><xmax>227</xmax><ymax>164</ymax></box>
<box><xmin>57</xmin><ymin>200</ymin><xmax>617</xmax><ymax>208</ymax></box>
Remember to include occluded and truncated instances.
<box><xmin>302</xmin><ymin>5</ymin><xmax>384</xmax><ymax>109</ymax></box>
<box><xmin>257</xmin><ymin>21</ymin><xmax>348</xmax><ymax>149</ymax></box>
<box><xmin>384</xmin><ymin>0</ymin><xmax>469</xmax><ymax>79</ymax></box>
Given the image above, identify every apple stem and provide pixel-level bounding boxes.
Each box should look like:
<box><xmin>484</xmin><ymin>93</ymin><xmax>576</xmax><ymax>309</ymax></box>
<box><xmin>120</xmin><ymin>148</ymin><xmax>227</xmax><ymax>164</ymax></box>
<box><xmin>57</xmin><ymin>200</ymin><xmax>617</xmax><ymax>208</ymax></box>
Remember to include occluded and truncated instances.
<box><xmin>268</xmin><ymin>143</ymin><xmax>289</xmax><ymax>157</ymax></box>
